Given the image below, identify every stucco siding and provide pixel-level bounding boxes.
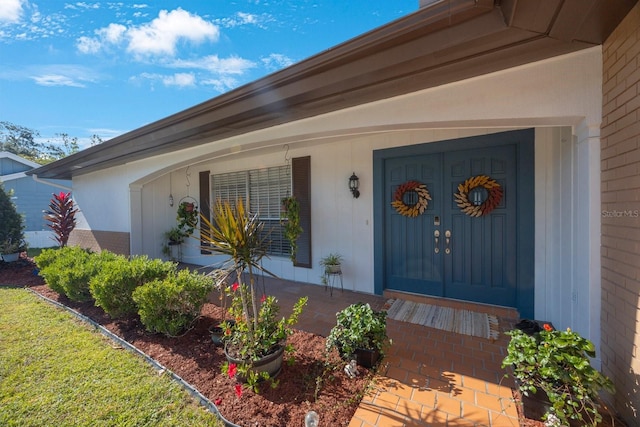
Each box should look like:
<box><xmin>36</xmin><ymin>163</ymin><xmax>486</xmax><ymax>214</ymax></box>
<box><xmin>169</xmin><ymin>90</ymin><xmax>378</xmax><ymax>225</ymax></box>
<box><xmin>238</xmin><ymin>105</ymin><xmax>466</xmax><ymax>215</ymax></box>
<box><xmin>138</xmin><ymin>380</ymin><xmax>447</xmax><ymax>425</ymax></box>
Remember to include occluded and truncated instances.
<box><xmin>601</xmin><ymin>2</ymin><xmax>640</xmax><ymax>425</ymax></box>
<box><xmin>72</xmin><ymin>46</ymin><xmax>604</xmax><ymax>346</ymax></box>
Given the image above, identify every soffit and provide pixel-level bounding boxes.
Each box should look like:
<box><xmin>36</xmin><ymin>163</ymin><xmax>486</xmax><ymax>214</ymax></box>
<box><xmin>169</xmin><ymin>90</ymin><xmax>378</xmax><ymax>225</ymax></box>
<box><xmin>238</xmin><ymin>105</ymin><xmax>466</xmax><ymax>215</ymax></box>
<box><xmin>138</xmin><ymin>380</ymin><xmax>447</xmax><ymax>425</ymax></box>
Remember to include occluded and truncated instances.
<box><xmin>30</xmin><ymin>0</ymin><xmax>638</xmax><ymax>180</ymax></box>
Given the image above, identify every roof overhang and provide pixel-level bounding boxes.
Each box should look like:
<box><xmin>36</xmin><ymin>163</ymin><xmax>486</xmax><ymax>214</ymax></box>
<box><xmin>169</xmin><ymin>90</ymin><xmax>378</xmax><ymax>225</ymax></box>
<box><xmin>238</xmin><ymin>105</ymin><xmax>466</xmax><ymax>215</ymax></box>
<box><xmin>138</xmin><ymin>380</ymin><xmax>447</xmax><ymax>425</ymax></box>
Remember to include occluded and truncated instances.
<box><xmin>29</xmin><ymin>0</ymin><xmax>638</xmax><ymax>180</ymax></box>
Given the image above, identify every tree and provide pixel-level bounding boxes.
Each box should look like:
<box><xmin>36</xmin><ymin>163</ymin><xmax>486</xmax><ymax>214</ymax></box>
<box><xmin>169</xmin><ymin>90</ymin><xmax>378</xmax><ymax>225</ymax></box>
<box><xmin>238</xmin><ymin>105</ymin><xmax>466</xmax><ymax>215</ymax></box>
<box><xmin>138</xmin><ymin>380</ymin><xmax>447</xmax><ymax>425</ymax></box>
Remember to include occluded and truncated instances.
<box><xmin>0</xmin><ymin>121</ymin><xmax>42</xmax><ymax>161</ymax></box>
<box><xmin>0</xmin><ymin>183</ymin><xmax>26</xmax><ymax>254</ymax></box>
<box><xmin>0</xmin><ymin>121</ymin><xmax>104</xmax><ymax>164</ymax></box>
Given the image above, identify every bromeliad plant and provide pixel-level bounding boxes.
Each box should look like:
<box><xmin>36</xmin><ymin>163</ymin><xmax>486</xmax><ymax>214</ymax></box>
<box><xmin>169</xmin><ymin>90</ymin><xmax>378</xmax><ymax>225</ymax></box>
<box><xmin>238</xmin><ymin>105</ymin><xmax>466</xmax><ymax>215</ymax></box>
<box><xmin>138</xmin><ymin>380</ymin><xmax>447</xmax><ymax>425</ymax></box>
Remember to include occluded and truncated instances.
<box><xmin>502</xmin><ymin>324</ymin><xmax>615</xmax><ymax>426</ymax></box>
<box><xmin>200</xmin><ymin>199</ymin><xmax>307</xmax><ymax>391</ymax></box>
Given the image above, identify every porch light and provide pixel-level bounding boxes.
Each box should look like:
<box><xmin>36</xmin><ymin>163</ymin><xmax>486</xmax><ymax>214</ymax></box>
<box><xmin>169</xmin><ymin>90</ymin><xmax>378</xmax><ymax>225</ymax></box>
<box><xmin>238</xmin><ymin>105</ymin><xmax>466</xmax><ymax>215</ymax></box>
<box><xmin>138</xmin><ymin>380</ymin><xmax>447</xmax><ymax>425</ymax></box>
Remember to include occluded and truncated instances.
<box><xmin>349</xmin><ymin>172</ymin><xmax>360</xmax><ymax>198</ymax></box>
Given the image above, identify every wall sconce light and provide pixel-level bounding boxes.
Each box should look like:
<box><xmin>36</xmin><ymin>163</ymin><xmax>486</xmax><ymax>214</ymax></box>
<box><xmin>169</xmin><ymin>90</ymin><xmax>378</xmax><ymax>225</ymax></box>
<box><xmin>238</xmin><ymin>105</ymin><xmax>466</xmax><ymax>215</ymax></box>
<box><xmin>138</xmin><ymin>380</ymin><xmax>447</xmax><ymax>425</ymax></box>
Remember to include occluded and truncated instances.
<box><xmin>349</xmin><ymin>172</ymin><xmax>360</xmax><ymax>198</ymax></box>
<box><xmin>169</xmin><ymin>194</ymin><xmax>174</xmax><ymax>207</ymax></box>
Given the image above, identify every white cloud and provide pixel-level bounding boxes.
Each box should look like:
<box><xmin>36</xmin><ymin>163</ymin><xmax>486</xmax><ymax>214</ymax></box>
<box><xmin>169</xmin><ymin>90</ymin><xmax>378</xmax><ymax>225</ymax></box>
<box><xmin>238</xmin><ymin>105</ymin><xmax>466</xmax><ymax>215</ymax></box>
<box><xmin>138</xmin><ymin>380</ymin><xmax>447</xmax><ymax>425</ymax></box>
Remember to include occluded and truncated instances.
<box><xmin>127</xmin><ymin>8</ymin><xmax>219</xmax><ymax>57</ymax></box>
<box><xmin>0</xmin><ymin>0</ymin><xmax>25</xmax><ymax>23</ymax></box>
<box><xmin>216</xmin><ymin>11</ymin><xmax>271</xmax><ymax>29</ymax></box>
<box><xmin>261</xmin><ymin>53</ymin><xmax>294</xmax><ymax>71</ymax></box>
<box><xmin>31</xmin><ymin>74</ymin><xmax>86</xmax><ymax>87</ymax></box>
<box><xmin>99</xmin><ymin>23</ymin><xmax>126</xmax><ymax>43</ymax></box>
<box><xmin>133</xmin><ymin>71</ymin><xmax>196</xmax><ymax>88</ymax></box>
<box><xmin>29</xmin><ymin>64</ymin><xmax>98</xmax><ymax>87</ymax></box>
<box><xmin>76</xmin><ymin>35</ymin><xmax>101</xmax><ymax>53</ymax></box>
<box><xmin>169</xmin><ymin>55</ymin><xmax>256</xmax><ymax>75</ymax></box>
<box><xmin>77</xmin><ymin>8</ymin><xmax>219</xmax><ymax>58</ymax></box>
<box><xmin>162</xmin><ymin>72</ymin><xmax>195</xmax><ymax>87</ymax></box>
<box><xmin>201</xmin><ymin>76</ymin><xmax>241</xmax><ymax>93</ymax></box>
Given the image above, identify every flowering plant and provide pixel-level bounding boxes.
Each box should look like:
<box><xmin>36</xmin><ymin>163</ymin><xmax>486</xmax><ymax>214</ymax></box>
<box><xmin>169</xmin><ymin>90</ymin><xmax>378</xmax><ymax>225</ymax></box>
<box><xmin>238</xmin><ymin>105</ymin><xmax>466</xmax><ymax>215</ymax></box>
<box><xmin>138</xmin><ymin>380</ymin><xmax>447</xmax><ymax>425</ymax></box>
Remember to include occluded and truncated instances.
<box><xmin>200</xmin><ymin>199</ymin><xmax>307</xmax><ymax>392</ymax></box>
<box><xmin>502</xmin><ymin>324</ymin><xmax>614</xmax><ymax>426</ymax></box>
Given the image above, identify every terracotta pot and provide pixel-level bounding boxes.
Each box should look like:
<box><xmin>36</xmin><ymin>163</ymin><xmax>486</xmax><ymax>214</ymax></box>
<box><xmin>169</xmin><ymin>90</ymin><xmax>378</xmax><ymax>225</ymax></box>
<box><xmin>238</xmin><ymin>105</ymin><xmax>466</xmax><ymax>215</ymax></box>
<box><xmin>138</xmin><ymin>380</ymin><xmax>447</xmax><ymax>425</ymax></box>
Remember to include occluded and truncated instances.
<box><xmin>184</xmin><ymin>202</ymin><xmax>194</xmax><ymax>212</ymax></box>
<box><xmin>224</xmin><ymin>344</ymin><xmax>284</xmax><ymax>382</ymax></box>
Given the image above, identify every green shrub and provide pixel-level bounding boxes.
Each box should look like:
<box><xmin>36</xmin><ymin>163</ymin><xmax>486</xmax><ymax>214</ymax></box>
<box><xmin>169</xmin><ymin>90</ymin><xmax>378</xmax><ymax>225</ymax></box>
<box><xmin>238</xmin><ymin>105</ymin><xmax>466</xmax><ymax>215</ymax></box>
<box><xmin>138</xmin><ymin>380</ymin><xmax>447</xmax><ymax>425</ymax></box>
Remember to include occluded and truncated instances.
<box><xmin>34</xmin><ymin>248</ymin><xmax>65</xmax><ymax>294</ymax></box>
<box><xmin>90</xmin><ymin>255</ymin><xmax>176</xmax><ymax>318</ymax></box>
<box><xmin>132</xmin><ymin>269</ymin><xmax>213</xmax><ymax>337</ymax></box>
<box><xmin>37</xmin><ymin>246</ymin><xmax>118</xmax><ymax>302</ymax></box>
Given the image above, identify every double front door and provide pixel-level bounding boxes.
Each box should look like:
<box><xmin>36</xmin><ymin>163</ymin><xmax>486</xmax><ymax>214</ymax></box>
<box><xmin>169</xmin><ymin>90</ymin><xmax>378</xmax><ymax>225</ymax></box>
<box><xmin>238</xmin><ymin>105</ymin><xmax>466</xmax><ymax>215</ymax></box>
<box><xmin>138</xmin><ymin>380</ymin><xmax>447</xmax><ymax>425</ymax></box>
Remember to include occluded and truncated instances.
<box><xmin>384</xmin><ymin>144</ymin><xmax>518</xmax><ymax>308</ymax></box>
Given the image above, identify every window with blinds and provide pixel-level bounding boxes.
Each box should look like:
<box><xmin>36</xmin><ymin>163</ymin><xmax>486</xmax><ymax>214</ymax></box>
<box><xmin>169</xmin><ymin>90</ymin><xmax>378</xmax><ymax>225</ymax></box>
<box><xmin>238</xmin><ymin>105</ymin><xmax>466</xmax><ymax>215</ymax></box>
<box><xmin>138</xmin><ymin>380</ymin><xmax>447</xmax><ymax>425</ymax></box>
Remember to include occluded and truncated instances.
<box><xmin>211</xmin><ymin>165</ymin><xmax>291</xmax><ymax>257</ymax></box>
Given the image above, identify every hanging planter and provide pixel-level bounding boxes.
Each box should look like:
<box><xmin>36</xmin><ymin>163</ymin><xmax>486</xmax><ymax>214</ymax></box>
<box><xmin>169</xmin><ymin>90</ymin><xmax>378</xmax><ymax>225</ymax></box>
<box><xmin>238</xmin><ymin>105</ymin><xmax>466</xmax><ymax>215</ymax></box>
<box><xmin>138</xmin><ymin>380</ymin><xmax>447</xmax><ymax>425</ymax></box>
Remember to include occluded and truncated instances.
<box><xmin>281</xmin><ymin>196</ymin><xmax>302</xmax><ymax>262</ymax></box>
<box><xmin>176</xmin><ymin>199</ymin><xmax>199</xmax><ymax>238</ymax></box>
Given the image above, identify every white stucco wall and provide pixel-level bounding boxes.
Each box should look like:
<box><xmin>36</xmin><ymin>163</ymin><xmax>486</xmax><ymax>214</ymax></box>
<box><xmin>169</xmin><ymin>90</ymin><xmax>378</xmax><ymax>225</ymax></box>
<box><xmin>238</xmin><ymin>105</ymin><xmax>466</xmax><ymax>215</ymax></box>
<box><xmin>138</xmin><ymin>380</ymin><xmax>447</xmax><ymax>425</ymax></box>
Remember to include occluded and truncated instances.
<box><xmin>72</xmin><ymin>47</ymin><xmax>603</xmax><ymax>346</ymax></box>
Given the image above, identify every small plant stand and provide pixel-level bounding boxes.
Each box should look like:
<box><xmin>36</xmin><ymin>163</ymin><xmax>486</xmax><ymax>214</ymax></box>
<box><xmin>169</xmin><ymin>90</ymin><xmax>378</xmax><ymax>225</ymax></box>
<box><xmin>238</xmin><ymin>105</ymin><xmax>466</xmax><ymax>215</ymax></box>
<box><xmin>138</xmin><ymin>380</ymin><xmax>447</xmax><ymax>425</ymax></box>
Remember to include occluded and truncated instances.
<box><xmin>324</xmin><ymin>268</ymin><xmax>343</xmax><ymax>297</ymax></box>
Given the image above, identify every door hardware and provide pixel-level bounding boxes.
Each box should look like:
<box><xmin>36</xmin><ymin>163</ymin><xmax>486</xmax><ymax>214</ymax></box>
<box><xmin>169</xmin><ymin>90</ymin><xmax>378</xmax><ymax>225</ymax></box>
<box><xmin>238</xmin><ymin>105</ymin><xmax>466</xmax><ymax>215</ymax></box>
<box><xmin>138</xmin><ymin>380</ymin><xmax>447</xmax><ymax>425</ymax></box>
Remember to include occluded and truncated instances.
<box><xmin>445</xmin><ymin>230</ymin><xmax>451</xmax><ymax>254</ymax></box>
<box><xmin>434</xmin><ymin>230</ymin><xmax>440</xmax><ymax>254</ymax></box>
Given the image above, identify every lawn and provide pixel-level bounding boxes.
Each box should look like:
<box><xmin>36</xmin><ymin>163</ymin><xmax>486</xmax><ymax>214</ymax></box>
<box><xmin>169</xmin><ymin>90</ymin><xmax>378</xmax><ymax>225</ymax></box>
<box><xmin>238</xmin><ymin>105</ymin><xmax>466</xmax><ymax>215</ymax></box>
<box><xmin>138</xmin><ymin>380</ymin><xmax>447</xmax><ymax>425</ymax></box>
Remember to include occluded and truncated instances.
<box><xmin>0</xmin><ymin>288</ymin><xmax>222</xmax><ymax>427</ymax></box>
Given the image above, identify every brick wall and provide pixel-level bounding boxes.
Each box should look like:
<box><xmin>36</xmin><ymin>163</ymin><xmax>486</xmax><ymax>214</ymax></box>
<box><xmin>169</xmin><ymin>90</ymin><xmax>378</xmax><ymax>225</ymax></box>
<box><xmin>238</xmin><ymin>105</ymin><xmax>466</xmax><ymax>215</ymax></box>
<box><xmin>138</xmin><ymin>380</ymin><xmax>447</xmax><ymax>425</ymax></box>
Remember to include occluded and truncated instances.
<box><xmin>68</xmin><ymin>229</ymin><xmax>130</xmax><ymax>256</ymax></box>
<box><xmin>601</xmin><ymin>3</ymin><xmax>640</xmax><ymax>425</ymax></box>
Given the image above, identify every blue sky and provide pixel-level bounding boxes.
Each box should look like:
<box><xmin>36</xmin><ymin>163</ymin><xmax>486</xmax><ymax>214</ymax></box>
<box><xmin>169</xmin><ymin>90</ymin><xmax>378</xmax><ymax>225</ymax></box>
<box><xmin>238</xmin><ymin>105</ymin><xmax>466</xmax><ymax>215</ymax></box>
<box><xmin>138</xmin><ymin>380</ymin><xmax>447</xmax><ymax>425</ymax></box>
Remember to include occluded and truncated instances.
<box><xmin>0</xmin><ymin>0</ymin><xmax>418</xmax><ymax>148</ymax></box>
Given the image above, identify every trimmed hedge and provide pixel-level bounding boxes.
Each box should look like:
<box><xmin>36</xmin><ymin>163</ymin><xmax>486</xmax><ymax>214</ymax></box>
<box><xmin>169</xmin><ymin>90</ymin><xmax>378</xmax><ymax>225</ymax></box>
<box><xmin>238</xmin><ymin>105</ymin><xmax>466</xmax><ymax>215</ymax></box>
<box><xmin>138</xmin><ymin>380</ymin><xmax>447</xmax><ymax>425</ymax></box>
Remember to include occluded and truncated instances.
<box><xmin>90</xmin><ymin>255</ymin><xmax>176</xmax><ymax>318</ymax></box>
<box><xmin>36</xmin><ymin>247</ymin><xmax>118</xmax><ymax>302</ymax></box>
<box><xmin>132</xmin><ymin>269</ymin><xmax>213</xmax><ymax>337</ymax></box>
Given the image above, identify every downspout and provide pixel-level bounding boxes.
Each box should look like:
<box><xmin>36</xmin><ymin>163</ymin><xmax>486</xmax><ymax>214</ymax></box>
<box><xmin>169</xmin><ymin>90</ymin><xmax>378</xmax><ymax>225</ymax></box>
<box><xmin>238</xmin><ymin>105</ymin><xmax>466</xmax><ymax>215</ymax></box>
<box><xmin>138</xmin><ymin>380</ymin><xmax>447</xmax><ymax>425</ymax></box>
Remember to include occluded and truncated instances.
<box><xmin>30</xmin><ymin>174</ymin><xmax>73</xmax><ymax>191</ymax></box>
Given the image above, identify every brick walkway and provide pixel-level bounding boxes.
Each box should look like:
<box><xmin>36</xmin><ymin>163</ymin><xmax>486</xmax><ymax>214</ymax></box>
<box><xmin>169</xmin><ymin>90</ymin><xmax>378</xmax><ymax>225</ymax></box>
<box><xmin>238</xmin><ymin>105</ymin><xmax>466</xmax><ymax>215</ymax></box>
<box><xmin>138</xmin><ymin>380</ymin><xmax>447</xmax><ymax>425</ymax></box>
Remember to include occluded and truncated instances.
<box><xmin>251</xmin><ymin>275</ymin><xmax>522</xmax><ymax>427</ymax></box>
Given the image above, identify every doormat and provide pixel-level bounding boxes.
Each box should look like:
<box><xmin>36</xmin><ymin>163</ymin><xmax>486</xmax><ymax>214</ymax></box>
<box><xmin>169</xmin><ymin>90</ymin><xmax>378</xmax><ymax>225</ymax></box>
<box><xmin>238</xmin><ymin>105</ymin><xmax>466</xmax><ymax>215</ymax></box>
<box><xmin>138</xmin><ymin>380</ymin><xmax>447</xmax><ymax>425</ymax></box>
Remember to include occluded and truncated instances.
<box><xmin>384</xmin><ymin>299</ymin><xmax>499</xmax><ymax>340</ymax></box>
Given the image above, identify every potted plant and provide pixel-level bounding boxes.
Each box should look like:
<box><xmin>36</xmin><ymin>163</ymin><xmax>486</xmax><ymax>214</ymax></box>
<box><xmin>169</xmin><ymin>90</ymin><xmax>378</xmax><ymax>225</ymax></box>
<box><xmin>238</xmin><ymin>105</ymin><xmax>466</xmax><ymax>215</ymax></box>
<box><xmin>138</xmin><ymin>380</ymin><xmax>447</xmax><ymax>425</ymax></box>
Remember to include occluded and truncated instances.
<box><xmin>0</xmin><ymin>238</ymin><xmax>26</xmax><ymax>262</ymax></box>
<box><xmin>502</xmin><ymin>324</ymin><xmax>615</xmax><ymax>426</ymax></box>
<box><xmin>200</xmin><ymin>199</ymin><xmax>307</xmax><ymax>391</ymax></box>
<box><xmin>280</xmin><ymin>196</ymin><xmax>302</xmax><ymax>262</ymax></box>
<box><xmin>326</xmin><ymin>302</ymin><xmax>389</xmax><ymax>368</ymax></box>
<box><xmin>320</xmin><ymin>253</ymin><xmax>343</xmax><ymax>287</ymax></box>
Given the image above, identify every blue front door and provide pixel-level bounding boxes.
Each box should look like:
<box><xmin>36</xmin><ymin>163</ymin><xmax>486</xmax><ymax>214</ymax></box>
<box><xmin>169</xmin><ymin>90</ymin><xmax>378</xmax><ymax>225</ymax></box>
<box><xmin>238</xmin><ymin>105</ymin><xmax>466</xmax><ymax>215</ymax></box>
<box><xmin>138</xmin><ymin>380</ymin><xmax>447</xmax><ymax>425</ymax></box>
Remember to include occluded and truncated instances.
<box><xmin>376</xmin><ymin>130</ymin><xmax>534</xmax><ymax>314</ymax></box>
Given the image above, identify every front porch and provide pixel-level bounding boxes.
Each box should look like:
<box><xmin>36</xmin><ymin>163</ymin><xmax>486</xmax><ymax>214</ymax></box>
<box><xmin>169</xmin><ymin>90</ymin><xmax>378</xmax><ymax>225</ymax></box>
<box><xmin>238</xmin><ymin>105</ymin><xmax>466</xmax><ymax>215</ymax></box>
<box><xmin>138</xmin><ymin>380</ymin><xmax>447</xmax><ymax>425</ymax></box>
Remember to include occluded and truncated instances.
<box><xmin>220</xmin><ymin>273</ymin><xmax>521</xmax><ymax>426</ymax></box>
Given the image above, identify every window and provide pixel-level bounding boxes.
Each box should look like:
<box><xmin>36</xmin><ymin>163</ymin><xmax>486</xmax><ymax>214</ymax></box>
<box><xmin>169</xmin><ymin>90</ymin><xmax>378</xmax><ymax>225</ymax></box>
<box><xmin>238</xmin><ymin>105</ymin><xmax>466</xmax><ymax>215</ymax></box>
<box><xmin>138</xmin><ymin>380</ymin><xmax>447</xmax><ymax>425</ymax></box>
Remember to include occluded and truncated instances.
<box><xmin>211</xmin><ymin>165</ymin><xmax>291</xmax><ymax>257</ymax></box>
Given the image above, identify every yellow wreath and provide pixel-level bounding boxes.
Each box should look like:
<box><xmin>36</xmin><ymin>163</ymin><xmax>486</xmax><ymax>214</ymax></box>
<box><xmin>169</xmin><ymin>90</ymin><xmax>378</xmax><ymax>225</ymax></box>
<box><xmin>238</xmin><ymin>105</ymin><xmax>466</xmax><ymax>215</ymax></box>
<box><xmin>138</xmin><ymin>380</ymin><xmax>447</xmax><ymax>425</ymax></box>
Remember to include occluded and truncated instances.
<box><xmin>454</xmin><ymin>175</ymin><xmax>503</xmax><ymax>217</ymax></box>
<box><xmin>391</xmin><ymin>180</ymin><xmax>431</xmax><ymax>217</ymax></box>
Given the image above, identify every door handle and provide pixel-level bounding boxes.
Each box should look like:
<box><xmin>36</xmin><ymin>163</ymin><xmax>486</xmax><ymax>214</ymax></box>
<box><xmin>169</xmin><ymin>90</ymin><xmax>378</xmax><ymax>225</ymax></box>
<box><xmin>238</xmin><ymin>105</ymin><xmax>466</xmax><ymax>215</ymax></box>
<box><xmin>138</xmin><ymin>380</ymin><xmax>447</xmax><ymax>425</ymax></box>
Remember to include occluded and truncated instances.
<box><xmin>434</xmin><ymin>230</ymin><xmax>440</xmax><ymax>254</ymax></box>
<box><xmin>445</xmin><ymin>230</ymin><xmax>451</xmax><ymax>254</ymax></box>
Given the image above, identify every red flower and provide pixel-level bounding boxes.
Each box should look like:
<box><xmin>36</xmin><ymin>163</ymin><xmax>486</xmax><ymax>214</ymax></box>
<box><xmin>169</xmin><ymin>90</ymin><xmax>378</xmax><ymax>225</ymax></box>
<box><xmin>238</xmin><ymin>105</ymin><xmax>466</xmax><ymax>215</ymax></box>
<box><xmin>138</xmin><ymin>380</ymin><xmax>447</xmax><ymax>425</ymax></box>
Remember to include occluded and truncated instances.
<box><xmin>261</xmin><ymin>294</ymin><xmax>267</xmax><ymax>303</ymax></box>
<box><xmin>543</xmin><ymin>323</ymin><xmax>553</xmax><ymax>332</ymax></box>
<box><xmin>228</xmin><ymin>363</ymin><xmax>237</xmax><ymax>378</ymax></box>
<box><xmin>232</xmin><ymin>282</ymin><xmax>239</xmax><ymax>292</ymax></box>
<box><xmin>234</xmin><ymin>384</ymin><xmax>243</xmax><ymax>398</ymax></box>
<box><xmin>225</xmin><ymin>328</ymin><xmax>231</xmax><ymax>336</ymax></box>
<box><xmin>214</xmin><ymin>398</ymin><xmax>222</xmax><ymax>406</ymax></box>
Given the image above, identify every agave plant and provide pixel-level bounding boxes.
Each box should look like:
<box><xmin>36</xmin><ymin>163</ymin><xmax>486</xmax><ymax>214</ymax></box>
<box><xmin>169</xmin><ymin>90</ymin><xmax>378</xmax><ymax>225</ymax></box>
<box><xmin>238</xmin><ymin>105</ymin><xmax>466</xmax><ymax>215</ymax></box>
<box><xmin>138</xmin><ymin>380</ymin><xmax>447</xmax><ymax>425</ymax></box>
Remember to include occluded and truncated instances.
<box><xmin>44</xmin><ymin>191</ymin><xmax>77</xmax><ymax>247</ymax></box>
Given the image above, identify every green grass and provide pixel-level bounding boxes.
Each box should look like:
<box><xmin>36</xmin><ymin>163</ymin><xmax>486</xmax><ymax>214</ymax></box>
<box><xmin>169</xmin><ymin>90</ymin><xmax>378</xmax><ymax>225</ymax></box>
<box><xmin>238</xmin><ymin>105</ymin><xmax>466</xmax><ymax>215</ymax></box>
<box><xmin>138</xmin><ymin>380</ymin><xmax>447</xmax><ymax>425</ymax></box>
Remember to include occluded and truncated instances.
<box><xmin>0</xmin><ymin>288</ymin><xmax>222</xmax><ymax>427</ymax></box>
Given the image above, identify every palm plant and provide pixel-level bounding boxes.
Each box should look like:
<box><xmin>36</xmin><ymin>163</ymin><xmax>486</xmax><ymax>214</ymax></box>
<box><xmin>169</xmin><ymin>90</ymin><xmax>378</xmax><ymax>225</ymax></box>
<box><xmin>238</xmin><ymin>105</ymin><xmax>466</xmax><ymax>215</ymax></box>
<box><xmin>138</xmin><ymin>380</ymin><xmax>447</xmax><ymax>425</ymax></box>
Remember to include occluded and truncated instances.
<box><xmin>199</xmin><ymin>199</ymin><xmax>307</xmax><ymax>362</ymax></box>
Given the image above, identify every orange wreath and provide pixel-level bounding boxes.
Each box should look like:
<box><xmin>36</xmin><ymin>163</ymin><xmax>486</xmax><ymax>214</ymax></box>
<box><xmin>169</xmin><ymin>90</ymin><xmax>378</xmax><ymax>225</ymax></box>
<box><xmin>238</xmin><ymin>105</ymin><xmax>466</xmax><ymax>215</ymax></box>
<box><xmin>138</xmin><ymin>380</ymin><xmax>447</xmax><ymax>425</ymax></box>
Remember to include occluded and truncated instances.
<box><xmin>454</xmin><ymin>175</ymin><xmax>503</xmax><ymax>217</ymax></box>
<box><xmin>391</xmin><ymin>180</ymin><xmax>431</xmax><ymax>217</ymax></box>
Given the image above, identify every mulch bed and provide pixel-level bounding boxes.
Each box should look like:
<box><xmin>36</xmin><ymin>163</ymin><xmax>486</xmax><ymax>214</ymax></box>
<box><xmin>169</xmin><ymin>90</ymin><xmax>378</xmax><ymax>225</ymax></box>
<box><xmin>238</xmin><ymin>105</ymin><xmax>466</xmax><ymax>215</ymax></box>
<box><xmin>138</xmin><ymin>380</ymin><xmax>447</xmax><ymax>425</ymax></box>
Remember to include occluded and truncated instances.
<box><xmin>0</xmin><ymin>254</ymin><xmax>372</xmax><ymax>427</ymax></box>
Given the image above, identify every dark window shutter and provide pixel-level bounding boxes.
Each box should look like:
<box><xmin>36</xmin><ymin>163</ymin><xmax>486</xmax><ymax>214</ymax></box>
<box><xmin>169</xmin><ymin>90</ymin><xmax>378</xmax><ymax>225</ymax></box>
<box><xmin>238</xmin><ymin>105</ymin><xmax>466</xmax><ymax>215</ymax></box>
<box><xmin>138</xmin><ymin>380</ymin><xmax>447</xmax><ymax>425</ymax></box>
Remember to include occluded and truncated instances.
<box><xmin>292</xmin><ymin>156</ymin><xmax>311</xmax><ymax>268</ymax></box>
<box><xmin>199</xmin><ymin>170</ymin><xmax>212</xmax><ymax>254</ymax></box>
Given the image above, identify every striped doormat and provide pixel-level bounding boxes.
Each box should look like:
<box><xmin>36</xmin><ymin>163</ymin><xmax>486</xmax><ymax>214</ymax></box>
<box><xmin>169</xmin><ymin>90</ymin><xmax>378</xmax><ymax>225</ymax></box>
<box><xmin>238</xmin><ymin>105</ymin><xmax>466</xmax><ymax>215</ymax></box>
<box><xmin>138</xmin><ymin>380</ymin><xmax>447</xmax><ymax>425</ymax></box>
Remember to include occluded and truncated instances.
<box><xmin>384</xmin><ymin>299</ymin><xmax>500</xmax><ymax>340</ymax></box>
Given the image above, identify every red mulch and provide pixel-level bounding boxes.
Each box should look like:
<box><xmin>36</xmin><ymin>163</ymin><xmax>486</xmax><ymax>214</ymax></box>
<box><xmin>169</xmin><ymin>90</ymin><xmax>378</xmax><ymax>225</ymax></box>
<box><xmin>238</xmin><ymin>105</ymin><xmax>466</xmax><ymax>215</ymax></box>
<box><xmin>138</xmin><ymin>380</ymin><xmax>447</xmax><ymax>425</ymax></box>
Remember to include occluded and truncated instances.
<box><xmin>0</xmin><ymin>255</ymin><xmax>371</xmax><ymax>427</ymax></box>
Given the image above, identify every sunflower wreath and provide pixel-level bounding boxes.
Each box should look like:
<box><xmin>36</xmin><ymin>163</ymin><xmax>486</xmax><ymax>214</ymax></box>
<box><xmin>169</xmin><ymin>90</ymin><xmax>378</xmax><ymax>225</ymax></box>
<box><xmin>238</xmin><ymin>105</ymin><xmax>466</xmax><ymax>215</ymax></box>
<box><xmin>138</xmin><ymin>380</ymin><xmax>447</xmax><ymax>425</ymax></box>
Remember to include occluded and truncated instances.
<box><xmin>391</xmin><ymin>180</ymin><xmax>432</xmax><ymax>217</ymax></box>
<box><xmin>454</xmin><ymin>175</ymin><xmax>503</xmax><ymax>217</ymax></box>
